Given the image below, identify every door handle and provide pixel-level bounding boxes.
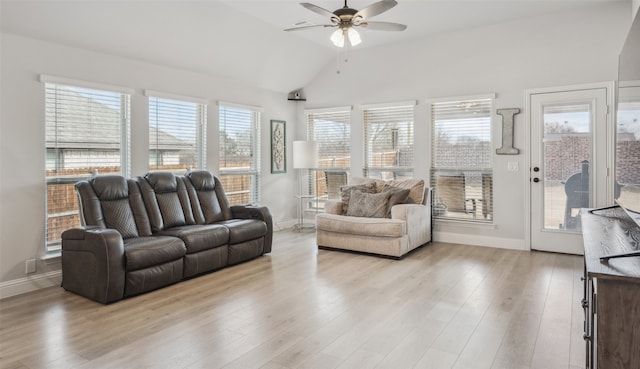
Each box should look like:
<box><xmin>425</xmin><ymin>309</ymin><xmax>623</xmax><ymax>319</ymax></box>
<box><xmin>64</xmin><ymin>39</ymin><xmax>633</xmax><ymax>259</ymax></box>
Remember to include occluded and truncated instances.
<box><xmin>533</xmin><ymin>178</ymin><xmax>540</xmax><ymax>183</ymax></box>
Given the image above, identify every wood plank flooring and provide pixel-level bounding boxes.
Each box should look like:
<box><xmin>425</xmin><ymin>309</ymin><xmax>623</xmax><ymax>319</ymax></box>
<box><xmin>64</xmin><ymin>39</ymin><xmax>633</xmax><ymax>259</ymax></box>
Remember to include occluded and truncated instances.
<box><xmin>0</xmin><ymin>231</ymin><xmax>586</xmax><ymax>369</ymax></box>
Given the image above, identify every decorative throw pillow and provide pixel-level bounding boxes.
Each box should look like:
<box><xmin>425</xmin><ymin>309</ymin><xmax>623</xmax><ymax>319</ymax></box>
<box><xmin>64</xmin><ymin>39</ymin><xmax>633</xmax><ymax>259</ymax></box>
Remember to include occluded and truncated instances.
<box><xmin>381</xmin><ymin>186</ymin><xmax>411</xmax><ymax>217</ymax></box>
<box><xmin>384</xmin><ymin>179</ymin><xmax>425</xmax><ymax>204</ymax></box>
<box><xmin>346</xmin><ymin>190</ymin><xmax>392</xmax><ymax>218</ymax></box>
<box><xmin>340</xmin><ymin>182</ymin><xmax>376</xmax><ymax>214</ymax></box>
<box><xmin>350</xmin><ymin>177</ymin><xmax>386</xmax><ymax>192</ymax></box>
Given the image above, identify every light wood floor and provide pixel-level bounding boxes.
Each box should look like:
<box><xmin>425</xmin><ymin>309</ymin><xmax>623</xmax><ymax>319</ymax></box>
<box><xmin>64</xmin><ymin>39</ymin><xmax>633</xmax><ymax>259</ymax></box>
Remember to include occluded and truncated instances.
<box><xmin>0</xmin><ymin>231</ymin><xmax>586</xmax><ymax>369</ymax></box>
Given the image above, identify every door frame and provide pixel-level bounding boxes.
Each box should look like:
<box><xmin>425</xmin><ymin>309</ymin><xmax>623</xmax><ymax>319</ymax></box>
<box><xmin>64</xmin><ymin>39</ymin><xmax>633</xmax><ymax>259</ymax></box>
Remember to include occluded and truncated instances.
<box><xmin>524</xmin><ymin>81</ymin><xmax>616</xmax><ymax>251</ymax></box>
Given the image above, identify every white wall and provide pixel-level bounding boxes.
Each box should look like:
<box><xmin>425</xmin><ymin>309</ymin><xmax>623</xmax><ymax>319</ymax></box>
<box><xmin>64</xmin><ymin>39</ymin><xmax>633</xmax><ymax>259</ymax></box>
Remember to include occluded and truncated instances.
<box><xmin>302</xmin><ymin>2</ymin><xmax>632</xmax><ymax>249</ymax></box>
<box><xmin>0</xmin><ymin>33</ymin><xmax>299</xmax><ymax>293</ymax></box>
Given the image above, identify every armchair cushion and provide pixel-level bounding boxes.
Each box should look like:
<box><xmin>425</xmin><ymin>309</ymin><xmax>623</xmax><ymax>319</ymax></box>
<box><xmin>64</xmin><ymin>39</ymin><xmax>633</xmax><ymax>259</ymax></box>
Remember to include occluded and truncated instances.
<box><xmin>346</xmin><ymin>190</ymin><xmax>392</xmax><ymax>218</ymax></box>
<box><xmin>339</xmin><ymin>182</ymin><xmax>376</xmax><ymax>214</ymax></box>
<box><xmin>324</xmin><ymin>200</ymin><xmax>344</xmax><ymax>215</ymax></box>
<box><xmin>316</xmin><ymin>213</ymin><xmax>406</xmax><ymax>238</ymax></box>
<box><xmin>383</xmin><ymin>178</ymin><xmax>425</xmax><ymax>204</ymax></box>
<box><xmin>381</xmin><ymin>187</ymin><xmax>411</xmax><ymax>217</ymax></box>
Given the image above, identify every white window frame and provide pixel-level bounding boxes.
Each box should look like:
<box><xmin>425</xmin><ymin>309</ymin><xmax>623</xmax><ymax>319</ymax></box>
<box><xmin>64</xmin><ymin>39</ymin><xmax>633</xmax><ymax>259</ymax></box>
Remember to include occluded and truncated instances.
<box><xmin>41</xmin><ymin>75</ymin><xmax>132</xmax><ymax>252</ymax></box>
<box><xmin>218</xmin><ymin>101</ymin><xmax>262</xmax><ymax>205</ymax></box>
<box><xmin>362</xmin><ymin>100</ymin><xmax>416</xmax><ymax>180</ymax></box>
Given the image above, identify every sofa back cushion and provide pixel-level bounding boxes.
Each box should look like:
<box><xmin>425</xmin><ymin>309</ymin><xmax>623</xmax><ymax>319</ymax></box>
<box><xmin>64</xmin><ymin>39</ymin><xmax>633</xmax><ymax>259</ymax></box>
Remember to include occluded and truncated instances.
<box><xmin>138</xmin><ymin>172</ymin><xmax>195</xmax><ymax>232</ymax></box>
<box><xmin>76</xmin><ymin>175</ymin><xmax>149</xmax><ymax>239</ymax></box>
<box><xmin>183</xmin><ymin>171</ymin><xmax>227</xmax><ymax>224</ymax></box>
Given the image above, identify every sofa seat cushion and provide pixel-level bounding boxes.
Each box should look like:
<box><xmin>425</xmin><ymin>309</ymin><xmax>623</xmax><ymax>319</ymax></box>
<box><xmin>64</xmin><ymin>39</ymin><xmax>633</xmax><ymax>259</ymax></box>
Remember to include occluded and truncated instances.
<box><xmin>124</xmin><ymin>236</ymin><xmax>186</xmax><ymax>271</ymax></box>
<box><xmin>316</xmin><ymin>213</ymin><xmax>406</xmax><ymax>238</ymax></box>
<box><xmin>158</xmin><ymin>224</ymin><xmax>229</xmax><ymax>254</ymax></box>
<box><xmin>218</xmin><ymin>219</ymin><xmax>268</xmax><ymax>244</ymax></box>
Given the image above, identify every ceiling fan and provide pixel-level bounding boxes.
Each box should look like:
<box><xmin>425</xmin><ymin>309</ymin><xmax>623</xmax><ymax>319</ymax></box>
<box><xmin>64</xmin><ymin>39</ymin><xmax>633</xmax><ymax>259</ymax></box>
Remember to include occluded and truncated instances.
<box><xmin>284</xmin><ymin>0</ymin><xmax>407</xmax><ymax>48</ymax></box>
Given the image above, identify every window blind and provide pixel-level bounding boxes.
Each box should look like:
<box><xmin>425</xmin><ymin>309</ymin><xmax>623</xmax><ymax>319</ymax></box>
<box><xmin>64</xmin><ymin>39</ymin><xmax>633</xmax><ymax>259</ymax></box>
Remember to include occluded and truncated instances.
<box><xmin>363</xmin><ymin>103</ymin><xmax>414</xmax><ymax>180</ymax></box>
<box><xmin>219</xmin><ymin>104</ymin><xmax>261</xmax><ymax>205</ymax></box>
<box><xmin>149</xmin><ymin>96</ymin><xmax>206</xmax><ymax>172</ymax></box>
<box><xmin>430</xmin><ymin>98</ymin><xmax>493</xmax><ymax>221</ymax></box>
<box><xmin>45</xmin><ymin>82</ymin><xmax>130</xmax><ymax>251</ymax></box>
<box><xmin>306</xmin><ymin>108</ymin><xmax>351</xmax><ymax>200</ymax></box>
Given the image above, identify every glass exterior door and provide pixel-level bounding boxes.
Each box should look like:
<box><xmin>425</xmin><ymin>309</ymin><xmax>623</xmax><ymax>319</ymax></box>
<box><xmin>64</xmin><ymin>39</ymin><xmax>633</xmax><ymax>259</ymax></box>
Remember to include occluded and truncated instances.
<box><xmin>530</xmin><ymin>87</ymin><xmax>609</xmax><ymax>254</ymax></box>
<box><xmin>542</xmin><ymin>103</ymin><xmax>591</xmax><ymax>231</ymax></box>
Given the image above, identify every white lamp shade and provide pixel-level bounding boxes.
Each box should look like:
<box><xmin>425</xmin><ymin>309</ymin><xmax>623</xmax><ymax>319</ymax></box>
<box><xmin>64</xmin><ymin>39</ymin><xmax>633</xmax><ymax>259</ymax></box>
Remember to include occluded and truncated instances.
<box><xmin>293</xmin><ymin>141</ymin><xmax>318</xmax><ymax>169</ymax></box>
<box><xmin>348</xmin><ymin>28</ymin><xmax>361</xmax><ymax>46</ymax></box>
<box><xmin>330</xmin><ymin>29</ymin><xmax>345</xmax><ymax>48</ymax></box>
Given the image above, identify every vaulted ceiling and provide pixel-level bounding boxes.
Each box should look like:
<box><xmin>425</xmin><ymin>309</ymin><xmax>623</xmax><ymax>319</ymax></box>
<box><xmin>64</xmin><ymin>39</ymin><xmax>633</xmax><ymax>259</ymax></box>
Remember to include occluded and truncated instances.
<box><xmin>0</xmin><ymin>0</ymin><xmax>625</xmax><ymax>93</ymax></box>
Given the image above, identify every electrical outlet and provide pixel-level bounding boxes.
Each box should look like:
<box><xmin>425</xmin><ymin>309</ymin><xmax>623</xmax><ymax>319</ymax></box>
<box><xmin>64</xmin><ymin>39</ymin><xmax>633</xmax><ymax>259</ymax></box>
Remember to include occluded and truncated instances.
<box><xmin>25</xmin><ymin>259</ymin><xmax>36</xmax><ymax>274</ymax></box>
<box><xmin>507</xmin><ymin>161</ymin><xmax>519</xmax><ymax>172</ymax></box>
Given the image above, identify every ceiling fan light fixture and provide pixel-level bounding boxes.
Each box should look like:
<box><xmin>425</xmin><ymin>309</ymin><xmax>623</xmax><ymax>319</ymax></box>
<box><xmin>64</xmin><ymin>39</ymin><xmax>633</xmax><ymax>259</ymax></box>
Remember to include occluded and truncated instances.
<box><xmin>330</xmin><ymin>28</ymin><xmax>345</xmax><ymax>47</ymax></box>
<box><xmin>290</xmin><ymin>0</ymin><xmax>406</xmax><ymax>48</ymax></box>
<box><xmin>330</xmin><ymin>27</ymin><xmax>361</xmax><ymax>48</ymax></box>
<box><xmin>347</xmin><ymin>27</ymin><xmax>361</xmax><ymax>46</ymax></box>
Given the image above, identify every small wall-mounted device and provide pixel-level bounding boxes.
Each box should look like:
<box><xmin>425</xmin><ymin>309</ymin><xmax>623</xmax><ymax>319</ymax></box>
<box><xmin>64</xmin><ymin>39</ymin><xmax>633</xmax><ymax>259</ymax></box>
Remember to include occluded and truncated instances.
<box><xmin>288</xmin><ymin>90</ymin><xmax>306</xmax><ymax>101</ymax></box>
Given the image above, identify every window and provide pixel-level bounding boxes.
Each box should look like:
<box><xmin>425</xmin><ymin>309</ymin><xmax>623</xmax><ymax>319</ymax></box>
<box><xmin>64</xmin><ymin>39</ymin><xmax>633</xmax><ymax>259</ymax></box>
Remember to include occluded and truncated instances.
<box><xmin>219</xmin><ymin>102</ymin><xmax>261</xmax><ymax>205</ymax></box>
<box><xmin>306</xmin><ymin>107</ymin><xmax>351</xmax><ymax>201</ymax></box>
<box><xmin>44</xmin><ymin>77</ymin><xmax>131</xmax><ymax>251</ymax></box>
<box><xmin>363</xmin><ymin>102</ymin><xmax>415</xmax><ymax>180</ymax></box>
<box><xmin>430</xmin><ymin>96</ymin><xmax>493</xmax><ymax>221</ymax></box>
<box><xmin>147</xmin><ymin>92</ymin><xmax>206</xmax><ymax>172</ymax></box>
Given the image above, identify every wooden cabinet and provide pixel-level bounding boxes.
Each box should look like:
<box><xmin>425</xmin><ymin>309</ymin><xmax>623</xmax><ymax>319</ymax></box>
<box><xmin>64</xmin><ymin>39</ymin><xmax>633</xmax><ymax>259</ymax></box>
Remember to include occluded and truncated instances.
<box><xmin>581</xmin><ymin>207</ymin><xmax>640</xmax><ymax>369</ymax></box>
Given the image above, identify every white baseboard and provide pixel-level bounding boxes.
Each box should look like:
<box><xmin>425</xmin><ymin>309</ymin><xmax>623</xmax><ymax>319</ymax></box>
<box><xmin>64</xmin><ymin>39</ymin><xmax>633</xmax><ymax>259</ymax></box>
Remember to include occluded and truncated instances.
<box><xmin>434</xmin><ymin>231</ymin><xmax>528</xmax><ymax>251</ymax></box>
<box><xmin>0</xmin><ymin>270</ymin><xmax>62</xmax><ymax>300</ymax></box>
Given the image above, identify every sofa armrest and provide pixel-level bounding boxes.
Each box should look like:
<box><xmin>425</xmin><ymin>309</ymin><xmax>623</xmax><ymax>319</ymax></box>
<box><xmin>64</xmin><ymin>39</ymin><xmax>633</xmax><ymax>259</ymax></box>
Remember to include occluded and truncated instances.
<box><xmin>230</xmin><ymin>205</ymin><xmax>273</xmax><ymax>254</ymax></box>
<box><xmin>391</xmin><ymin>204</ymin><xmax>432</xmax><ymax>247</ymax></box>
<box><xmin>61</xmin><ymin>227</ymin><xmax>126</xmax><ymax>304</ymax></box>
<box><xmin>324</xmin><ymin>200</ymin><xmax>345</xmax><ymax>215</ymax></box>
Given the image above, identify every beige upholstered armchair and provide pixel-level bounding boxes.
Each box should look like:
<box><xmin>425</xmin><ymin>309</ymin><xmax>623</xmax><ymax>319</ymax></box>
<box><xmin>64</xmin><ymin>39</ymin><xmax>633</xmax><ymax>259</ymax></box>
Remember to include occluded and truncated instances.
<box><xmin>315</xmin><ymin>178</ymin><xmax>432</xmax><ymax>259</ymax></box>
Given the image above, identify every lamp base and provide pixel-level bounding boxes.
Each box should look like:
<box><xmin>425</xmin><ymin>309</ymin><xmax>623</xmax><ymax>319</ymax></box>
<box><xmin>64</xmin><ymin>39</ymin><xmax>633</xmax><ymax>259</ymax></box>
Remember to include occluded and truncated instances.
<box><xmin>294</xmin><ymin>223</ymin><xmax>316</xmax><ymax>232</ymax></box>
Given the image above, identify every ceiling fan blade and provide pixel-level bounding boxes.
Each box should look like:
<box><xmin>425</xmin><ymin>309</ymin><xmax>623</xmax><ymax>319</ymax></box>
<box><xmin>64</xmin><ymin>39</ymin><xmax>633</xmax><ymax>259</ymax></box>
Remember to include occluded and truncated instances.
<box><xmin>284</xmin><ymin>24</ymin><xmax>336</xmax><ymax>32</ymax></box>
<box><xmin>301</xmin><ymin>3</ymin><xmax>340</xmax><ymax>22</ymax></box>
<box><xmin>353</xmin><ymin>0</ymin><xmax>397</xmax><ymax>21</ymax></box>
<box><xmin>359</xmin><ymin>21</ymin><xmax>407</xmax><ymax>31</ymax></box>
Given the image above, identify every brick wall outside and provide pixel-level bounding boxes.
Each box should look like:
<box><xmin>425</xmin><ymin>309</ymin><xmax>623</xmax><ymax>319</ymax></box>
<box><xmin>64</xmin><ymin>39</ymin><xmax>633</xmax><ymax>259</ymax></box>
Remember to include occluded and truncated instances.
<box><xmin>616</xmin><ymin>140</ymin><xmax>640</xmax><ymax>184</ymax></box>
<box><xmin>544</xmin><ymin>135</ymin><xmax>640</xmax><ymax>184</ymax></box>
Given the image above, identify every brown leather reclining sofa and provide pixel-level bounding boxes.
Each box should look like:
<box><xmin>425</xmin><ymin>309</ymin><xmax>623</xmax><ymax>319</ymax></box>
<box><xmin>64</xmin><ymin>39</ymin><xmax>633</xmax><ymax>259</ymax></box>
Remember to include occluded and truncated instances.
<box><xmin>61</xmin><ymin>170</ymin><xmax>272</xmax><ymax>304</ymax></box>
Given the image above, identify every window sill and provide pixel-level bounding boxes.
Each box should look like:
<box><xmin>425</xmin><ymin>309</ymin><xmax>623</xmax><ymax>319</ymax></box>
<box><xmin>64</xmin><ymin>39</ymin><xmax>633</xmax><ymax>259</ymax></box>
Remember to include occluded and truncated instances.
<box><xmin>434</xmin><ymin>218</ymin><xmax>496</xmax><ymax>229</ymax></box>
